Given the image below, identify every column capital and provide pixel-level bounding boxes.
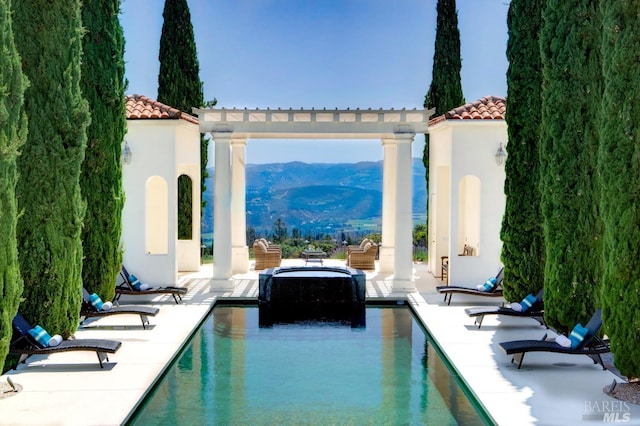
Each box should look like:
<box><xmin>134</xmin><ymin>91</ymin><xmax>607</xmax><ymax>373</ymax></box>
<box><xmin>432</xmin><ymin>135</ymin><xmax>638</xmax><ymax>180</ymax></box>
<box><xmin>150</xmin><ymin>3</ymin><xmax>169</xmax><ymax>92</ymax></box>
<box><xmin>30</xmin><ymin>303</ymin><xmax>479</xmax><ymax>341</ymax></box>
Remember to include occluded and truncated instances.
<box><xmin>393</xmin><ymin>132</ymin><xmax>416</xmax><ymax>143</ymax></box>
<box><xmin>230</xmin><ymin>136</ymin><xmax>248</xmax><ymax>147</ymax></box>
<box><xmin>211</xmin><ymin>131</ymin><xmax>233</xmax><ymax>142</ymax></box>
<box><xmin>381</xmin><ymin>132</ymin><xmax>415</xmax><ymax>146</ymax></box>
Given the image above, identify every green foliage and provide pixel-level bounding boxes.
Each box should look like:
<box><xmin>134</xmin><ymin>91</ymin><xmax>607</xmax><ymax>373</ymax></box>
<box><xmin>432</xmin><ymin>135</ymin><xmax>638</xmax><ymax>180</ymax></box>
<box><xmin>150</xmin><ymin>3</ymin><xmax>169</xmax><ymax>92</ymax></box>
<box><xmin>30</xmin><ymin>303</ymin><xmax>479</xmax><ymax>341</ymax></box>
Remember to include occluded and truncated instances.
<box><xmin>539</xmin><ymin>0</ymin><xmax>602</xmax><ymax>332</ymax></box>
<box><xmin>413</xmin><ymin>223</ymin><xmax>427</xmax><ymax>247</ymax></box>
<box><xmin>80</xmin><ymin>0</ymin><xmax>126</xmax><ymax>301</ymax></box>
<box><xmin>178</xmin><ymin>174</ymin><xmax>193</xmax><ymax>239</ymax></box>
<box><xmin>423</xmin><ymin>0</ymin><xmax>464</xmax><ymax>232</ymax></box>
<box><xmin>271</xmin><ymin>218</ymin><xmax>288</xmax><ymax>243</ymax></box>
<box><xmin>500</xmin><ymin>0</ymin><xmax>545</xmax><ymax>301</ymax></box>
<box><xmin>424</xmin><ymin>0</ymin><xmax>464</xmax><ymax>116</ymax></box>
<box><xmin>599</xmin><ymin>0</ymin><xmax>640</xmax><ymax>378</ymax></box>
<box><xmin>0</xmin><ymin>0</ymin><xmax>27</xmax><ymax>372</ymax></box>
<box><xmin>157</xmin><ymin>0</ymin><xmax>206</xmax><ymax>239</ymax></box>
<box><xmin>13</xmin><ymin>0</ymin><xmax>90</xmax><ymax>337</ymax></box>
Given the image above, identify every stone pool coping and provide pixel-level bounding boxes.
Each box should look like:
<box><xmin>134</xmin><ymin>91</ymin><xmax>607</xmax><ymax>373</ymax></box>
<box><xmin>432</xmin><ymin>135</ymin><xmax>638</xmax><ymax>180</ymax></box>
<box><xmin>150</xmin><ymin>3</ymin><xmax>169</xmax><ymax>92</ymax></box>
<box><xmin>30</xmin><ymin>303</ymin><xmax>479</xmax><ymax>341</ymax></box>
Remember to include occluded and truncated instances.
<box><xmin>1</xmin><ymin>260</ymin><xmax>638</xmax><ymax>425</ymax></box>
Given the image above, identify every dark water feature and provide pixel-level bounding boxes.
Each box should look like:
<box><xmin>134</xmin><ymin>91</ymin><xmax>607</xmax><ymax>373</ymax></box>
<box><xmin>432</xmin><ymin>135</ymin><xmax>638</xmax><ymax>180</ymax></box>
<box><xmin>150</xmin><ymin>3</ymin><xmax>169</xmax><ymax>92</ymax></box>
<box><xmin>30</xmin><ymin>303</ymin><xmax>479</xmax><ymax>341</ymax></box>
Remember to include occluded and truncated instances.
<box><xmin>128</xmin><ymin>305</ymin><xmax>488</xmax><ymax>425</ymax></box>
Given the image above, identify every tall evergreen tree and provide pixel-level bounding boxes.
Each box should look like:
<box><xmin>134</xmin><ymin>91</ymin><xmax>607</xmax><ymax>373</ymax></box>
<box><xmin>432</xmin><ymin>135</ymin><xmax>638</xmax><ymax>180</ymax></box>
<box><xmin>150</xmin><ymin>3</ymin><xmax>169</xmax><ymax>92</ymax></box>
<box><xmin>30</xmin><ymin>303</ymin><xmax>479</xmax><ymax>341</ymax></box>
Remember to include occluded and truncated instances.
<box><xmin>539</xmin><ymin>0</ymin><xmax>602</xmax><ymax>332</ymax></box>
<box><xmin>423</xmin><ymin>0</ymin><xmax>464</xmax><ymax>229</ymax></box>
<box><xmin>0</xmin><ymin>0</ymin><xmax>27</xmax><ymax>371</ymax></box>
<box><xmin>13</xmin><ymin>0</ymin><xmax>90</xmax><ymax>337</ymax></box>
<box><xmin>500</xmin><ymin>0</ymin><xmax>545</xmax><ymax>302</ymax></box>
<box><xmin>157</xmin><ymin>0</ymin><xmax>206</xmax><ymax>240</ymax></box>
<box><xmin>599</xmin><ymin>0</ymin><xmax>640</xmax><ymax>378</ymax></box>
<box><xmin>80</xmin><ymin>0</ymin><xmax>127</xmax><ymax>300</ymax></box>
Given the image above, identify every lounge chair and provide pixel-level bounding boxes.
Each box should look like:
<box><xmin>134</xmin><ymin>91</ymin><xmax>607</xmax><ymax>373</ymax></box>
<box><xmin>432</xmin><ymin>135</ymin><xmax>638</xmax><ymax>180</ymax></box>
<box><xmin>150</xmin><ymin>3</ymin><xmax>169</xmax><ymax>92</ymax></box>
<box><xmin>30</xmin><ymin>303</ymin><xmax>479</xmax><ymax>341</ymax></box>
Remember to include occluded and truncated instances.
<box><xmin>115</xmin><ymin>266</ymin><xmax>188</xmax><ymax>304</ymax></box>
<box><xmin>499</xmin><ymin>309</ymin><xmax>610</xmax><ymax>369</ymax></box>
<box><xmin>436</xmin><ymin>267</ymin><xmax>504</xmax><ymax>305</ymax></box>
<box><xmin>81</xmin><ymin>288</ymin><xmax>159</xmax><ymax>329</ymax></box>
<box><xmin>346</xmin><ymin>238</ymin><xmax>369</xmax><ymax>266</ymax></box>
<box><xmin>253</xmin><ymin>239</ymin><xmax>281</xmax><ymax>270</ymax></box>
<box><xmin>465</xmin><ymin>289</ymin><xmax>545</xmax><ymax>328</ymax></box>
<box><xmin>347</xmin><ymin>241</ymin><xmax>378</xmax><ymax>270</ymax></box>
<box><xmin>10</xmin><ymin>313</ymin><xmax>121</xmax><ymax>368</ymax></box>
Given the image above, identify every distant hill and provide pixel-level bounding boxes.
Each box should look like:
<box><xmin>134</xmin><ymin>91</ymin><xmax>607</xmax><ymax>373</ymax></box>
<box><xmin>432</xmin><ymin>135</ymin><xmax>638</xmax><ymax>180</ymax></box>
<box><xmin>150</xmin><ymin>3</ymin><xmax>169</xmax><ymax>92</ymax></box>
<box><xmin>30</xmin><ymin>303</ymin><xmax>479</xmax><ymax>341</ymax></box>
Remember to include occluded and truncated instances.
<box><xmin>202</xmin><ymin>158</ymin><xmax>426</xmax><ymax>236</ymax></box>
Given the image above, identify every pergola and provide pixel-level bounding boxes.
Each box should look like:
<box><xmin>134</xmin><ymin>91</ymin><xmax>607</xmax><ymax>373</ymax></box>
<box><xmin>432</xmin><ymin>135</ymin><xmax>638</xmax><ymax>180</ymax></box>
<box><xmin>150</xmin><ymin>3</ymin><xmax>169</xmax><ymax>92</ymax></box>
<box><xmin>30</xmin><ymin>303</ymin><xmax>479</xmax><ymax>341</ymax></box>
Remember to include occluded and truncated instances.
<box><xmin>194</xmin><ymin>107</ymin><xmax>433</xmax><ymax>292</ymax></box>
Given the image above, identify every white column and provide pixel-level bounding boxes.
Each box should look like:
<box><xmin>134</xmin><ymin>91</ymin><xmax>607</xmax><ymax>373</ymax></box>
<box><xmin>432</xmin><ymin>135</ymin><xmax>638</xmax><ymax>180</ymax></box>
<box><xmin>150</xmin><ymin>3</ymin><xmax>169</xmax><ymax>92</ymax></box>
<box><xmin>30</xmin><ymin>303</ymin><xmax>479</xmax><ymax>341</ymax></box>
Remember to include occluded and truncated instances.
<box><xmin>393</xmin><ymin>133</ymin><xmax>416</xmax><ymax>291</ymax></box>
<box><xmin>380</xmin><ymin>138</ymin><xmax>397</xmax><ymax>274</ymax></box>
<box><xmin>211</xmin><ymin>132</ymin><xmax>234</xmax><ymax>289</ymax></box>
<box><xmin>231</xmin><ymin>137</ymin><xmax>248</xmax><ymax>273</ymax></box>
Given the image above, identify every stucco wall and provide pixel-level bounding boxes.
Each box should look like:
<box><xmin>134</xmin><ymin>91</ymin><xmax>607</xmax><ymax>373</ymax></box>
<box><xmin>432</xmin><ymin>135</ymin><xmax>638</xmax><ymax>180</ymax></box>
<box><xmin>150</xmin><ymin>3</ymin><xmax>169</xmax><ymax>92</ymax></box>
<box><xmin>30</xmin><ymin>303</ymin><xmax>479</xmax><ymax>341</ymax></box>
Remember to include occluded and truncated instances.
<box><xmin>122</xmin><ymin>119</ymin><xmax>201</xmax><ymax>285</ymax></box>
<box><xmin>428</xmin><ymin>120</ymin><xmax>507</xmax><ymax>286</ymax></box>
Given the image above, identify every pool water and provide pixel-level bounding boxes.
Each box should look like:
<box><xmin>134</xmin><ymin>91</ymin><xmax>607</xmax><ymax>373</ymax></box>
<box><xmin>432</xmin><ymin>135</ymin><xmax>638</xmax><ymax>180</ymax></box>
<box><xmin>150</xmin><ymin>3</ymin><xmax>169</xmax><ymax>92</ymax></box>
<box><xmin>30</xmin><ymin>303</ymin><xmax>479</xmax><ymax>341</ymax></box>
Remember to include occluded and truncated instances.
<box><xmin>128</xmin><ymin>305</ymin><xmax>486</xmax><ymax>425</ymax></box>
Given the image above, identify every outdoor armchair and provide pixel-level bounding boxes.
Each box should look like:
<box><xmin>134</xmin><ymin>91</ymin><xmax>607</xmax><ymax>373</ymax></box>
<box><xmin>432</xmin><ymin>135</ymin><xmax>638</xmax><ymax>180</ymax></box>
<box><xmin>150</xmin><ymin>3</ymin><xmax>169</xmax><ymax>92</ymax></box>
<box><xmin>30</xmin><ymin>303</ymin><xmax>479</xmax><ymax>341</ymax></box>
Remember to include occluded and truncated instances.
<box><xmin>253</xmin><ymin>239</ymin><xmax>282</xmax><ymax>270</ymax></box>
<box><xmin>259</xmin><ymin>238</ymin><xmax>282</xmax><ymax>254</ymax></box>
<box><xmin>348</xmin><ymin>241</ymin><xmax>378</xmax><ymax>270</ymax></box>
<box><xmin>346</xmin><ymin>238</ymin><xmax>370</xmax><ymax>266</ymax></box>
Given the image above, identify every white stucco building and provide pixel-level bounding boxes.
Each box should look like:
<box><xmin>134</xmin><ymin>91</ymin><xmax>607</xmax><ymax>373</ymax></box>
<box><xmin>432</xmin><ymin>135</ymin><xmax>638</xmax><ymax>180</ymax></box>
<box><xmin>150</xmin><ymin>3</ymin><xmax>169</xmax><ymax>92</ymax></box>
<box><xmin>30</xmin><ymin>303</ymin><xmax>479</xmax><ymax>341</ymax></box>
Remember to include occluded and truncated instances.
<box><xmin>122</xmin><ymin>95</ymin><xmax>201</xmax><ymax>285</ymax></box>
<box><xmin>428</xmin><ymin>96</ymin><xmax>507</xmax><ymax>286</ymax></box>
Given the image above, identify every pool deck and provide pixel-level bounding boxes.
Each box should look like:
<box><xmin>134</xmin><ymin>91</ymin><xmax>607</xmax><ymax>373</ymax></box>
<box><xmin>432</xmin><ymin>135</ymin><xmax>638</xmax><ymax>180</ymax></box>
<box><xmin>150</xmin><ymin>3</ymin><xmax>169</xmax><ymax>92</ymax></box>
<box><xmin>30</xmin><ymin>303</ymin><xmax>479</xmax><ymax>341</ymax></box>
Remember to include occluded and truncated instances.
<box><xmin>1</xmin><ymin>260</ymin><xmax>639</xmax><ymax>425</ymax></box>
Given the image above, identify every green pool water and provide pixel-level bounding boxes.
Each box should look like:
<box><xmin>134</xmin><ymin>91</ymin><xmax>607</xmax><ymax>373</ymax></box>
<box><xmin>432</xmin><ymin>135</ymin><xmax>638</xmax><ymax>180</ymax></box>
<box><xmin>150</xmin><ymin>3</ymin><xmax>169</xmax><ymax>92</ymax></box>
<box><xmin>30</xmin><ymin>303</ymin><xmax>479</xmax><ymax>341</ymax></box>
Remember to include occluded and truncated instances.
<box><xmin>127</xmin><ymin>305</ymin><xmax>487</xmax><ymax>425</ymax></box>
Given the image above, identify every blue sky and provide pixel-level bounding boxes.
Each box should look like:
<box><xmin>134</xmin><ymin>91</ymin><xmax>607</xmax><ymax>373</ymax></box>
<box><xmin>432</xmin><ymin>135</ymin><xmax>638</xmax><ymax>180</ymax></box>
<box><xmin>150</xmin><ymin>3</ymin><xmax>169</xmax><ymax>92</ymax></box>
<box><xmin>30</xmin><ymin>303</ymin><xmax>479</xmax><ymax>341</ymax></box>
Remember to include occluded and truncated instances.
<box><xmin>120</xmin><ymin>0</ymin><xmax>509</xmax><ymax>164</ymax></box>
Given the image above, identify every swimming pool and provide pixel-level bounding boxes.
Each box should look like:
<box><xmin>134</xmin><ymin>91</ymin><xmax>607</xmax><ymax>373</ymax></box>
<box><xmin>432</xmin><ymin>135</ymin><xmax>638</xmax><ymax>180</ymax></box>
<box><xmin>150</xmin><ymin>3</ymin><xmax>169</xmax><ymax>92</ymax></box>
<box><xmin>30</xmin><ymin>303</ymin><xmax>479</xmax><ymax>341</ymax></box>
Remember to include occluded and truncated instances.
<box><xmin>127</xmin><ymin>305</ymin><xmax>487</xmax><ymax>425</ymax></box>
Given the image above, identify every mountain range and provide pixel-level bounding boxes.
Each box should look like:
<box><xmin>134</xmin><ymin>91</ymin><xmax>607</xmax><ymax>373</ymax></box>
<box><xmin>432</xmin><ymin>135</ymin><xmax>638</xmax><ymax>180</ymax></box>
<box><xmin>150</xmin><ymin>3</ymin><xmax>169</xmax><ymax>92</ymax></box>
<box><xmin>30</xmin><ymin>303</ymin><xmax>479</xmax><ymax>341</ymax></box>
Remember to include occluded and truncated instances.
<box><xmin>202</xmin><ymin>158</ymin><xmax>427</xmax><ymax>236</ymax></box>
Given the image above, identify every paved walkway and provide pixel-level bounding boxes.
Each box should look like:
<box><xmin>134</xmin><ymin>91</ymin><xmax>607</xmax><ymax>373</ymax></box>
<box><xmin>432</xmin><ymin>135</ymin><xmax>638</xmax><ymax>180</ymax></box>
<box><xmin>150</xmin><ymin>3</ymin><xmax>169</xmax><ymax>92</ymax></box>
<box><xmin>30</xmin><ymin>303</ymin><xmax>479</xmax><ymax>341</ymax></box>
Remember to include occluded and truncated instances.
<box><xmin>1</xmin><ymin>260</ymin><xmax>639</xmax><ymax>425</ymax></box>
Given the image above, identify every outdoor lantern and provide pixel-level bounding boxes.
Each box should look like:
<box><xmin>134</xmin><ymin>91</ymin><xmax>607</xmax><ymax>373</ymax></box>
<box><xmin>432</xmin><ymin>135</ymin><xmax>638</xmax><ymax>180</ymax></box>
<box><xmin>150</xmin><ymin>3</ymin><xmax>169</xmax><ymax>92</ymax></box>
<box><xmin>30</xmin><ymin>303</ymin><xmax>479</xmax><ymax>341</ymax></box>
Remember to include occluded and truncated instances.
<box><xmin>121</xmin><ymin>141</ymin><xmax>132</xmax><ymax>165</ymax></box>
<box><xmin>494</xmin><ymin>143</ymin><xmax>507</xmax><ymax>166</ymax></box>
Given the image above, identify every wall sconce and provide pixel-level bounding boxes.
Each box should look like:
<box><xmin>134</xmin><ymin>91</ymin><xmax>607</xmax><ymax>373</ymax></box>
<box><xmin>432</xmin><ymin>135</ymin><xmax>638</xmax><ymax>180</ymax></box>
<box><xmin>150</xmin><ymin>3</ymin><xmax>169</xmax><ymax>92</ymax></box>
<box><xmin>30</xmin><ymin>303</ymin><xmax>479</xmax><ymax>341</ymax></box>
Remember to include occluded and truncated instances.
<box><xmin>494</xmin><ymin>143</ymin><xmax>507</xmax><ymax>166</ymax></box>
<box><xmin>121</xmin><ymin>141</ymin><xmax>132</xmax><ymax>165</ymax></box>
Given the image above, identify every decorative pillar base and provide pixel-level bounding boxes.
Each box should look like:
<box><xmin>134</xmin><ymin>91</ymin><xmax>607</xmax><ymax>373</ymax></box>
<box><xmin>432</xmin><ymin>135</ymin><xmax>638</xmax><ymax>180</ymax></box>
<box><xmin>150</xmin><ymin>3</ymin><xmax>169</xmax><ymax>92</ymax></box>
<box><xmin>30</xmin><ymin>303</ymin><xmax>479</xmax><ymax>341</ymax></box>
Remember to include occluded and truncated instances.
<box><xmin>210</xmin><ymin>277</ymin><xmax>235</xmax><ymax>291</ymax></box>
<box><xmin>232</xmin><ymin>246</ymin><xmax>249</xmax><ymax>274</ymax></box>
<box><xmin>390</xmin><ymin>277</ymin><xmax>415</xmax><ymax>292</ymax></box>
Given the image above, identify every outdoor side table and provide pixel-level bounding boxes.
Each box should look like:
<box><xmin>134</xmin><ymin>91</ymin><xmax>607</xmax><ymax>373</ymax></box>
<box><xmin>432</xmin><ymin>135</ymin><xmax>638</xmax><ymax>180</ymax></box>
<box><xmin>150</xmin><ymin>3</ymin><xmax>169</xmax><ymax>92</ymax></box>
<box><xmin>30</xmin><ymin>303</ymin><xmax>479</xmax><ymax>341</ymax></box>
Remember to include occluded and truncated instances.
<box><xmin>302</xmin><ymin>250</ymin><xmax>326</xmax><ymax>265</ymax></box>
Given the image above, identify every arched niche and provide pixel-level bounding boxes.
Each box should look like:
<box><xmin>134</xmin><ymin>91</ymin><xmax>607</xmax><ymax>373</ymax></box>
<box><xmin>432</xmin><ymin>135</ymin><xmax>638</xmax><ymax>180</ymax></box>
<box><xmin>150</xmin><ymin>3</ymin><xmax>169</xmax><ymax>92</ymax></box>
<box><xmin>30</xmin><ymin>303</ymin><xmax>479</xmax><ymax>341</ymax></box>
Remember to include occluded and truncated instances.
<box><xmin>457</xmin><ymin>175</ymin><xmax>481</xmax><ymax>256</ymax></box>
<box><xmin>146</xmin><ymin>176</ymin><xmax>168</xmax><ymax>254</ymax></box>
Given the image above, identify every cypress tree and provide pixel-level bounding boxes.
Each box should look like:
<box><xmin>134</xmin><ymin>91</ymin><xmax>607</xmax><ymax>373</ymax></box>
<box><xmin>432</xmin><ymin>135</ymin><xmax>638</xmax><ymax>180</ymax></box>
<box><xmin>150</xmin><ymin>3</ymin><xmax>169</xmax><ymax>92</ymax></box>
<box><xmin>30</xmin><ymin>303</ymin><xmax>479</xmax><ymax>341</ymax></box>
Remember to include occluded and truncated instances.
<box><xmin>424</xmin><ymin>0</ymin><xmax>464</xmax><ymax>116</ymax></box>
<box><xmin>500</xmin><ymin>0</ymin><xmax>545</xmax><ymax>302</ymax></box>
<box><xmin>80</xmin><ymin>0</ymin><xmax>127</xmax><ymax>300</ymax></box>
<box><xmin>157</xmin><ymin>0</ymin><xmax>205</xmax><ymax>240</ymax></box>
<box><xmin>423</xmin><ymin>0</ymin><xmax>464</xmax><ymax>227</ymax></box>
<box><xmin>539</xmin><ymin>0</ymin><xmax>602</xmax><ymax>332</ymax></box>
<box><xmin>13</xmin><ymin>0</ymin><xmax>90</xmax><ymax>337</ymax></box>
<box><xmin>0</xmin><ymin>0</ymin><xmax>27</xmax><ymax>371</ymax></box>
<box><xmin>599</xmin><ymin>0</ymin><xmax>640</xmax><ymax>377</ymax></box>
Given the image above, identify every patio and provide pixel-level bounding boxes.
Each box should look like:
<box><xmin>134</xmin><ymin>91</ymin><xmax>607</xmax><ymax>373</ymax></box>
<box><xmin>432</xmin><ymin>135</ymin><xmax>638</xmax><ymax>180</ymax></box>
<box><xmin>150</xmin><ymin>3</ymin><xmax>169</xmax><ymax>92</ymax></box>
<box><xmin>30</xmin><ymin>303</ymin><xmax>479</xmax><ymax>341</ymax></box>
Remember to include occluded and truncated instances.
<box><xmin>0</xmin><ymin>260</ymin><xmax>637</xmax><ymax>425</ymax></box>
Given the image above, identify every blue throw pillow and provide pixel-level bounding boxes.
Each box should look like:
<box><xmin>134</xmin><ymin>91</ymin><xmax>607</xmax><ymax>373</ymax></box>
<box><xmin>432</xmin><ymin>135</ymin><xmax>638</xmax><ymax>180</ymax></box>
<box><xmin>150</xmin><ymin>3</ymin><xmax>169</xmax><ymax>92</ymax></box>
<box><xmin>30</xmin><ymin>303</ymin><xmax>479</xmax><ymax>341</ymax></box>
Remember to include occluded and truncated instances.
<box><xmin>569</xmin><ymin>323</ymin><xmax>589</xmax><ymax>349</ymax></box>
<box><xmin>28</xmin><ymin>325</ymin><xmax>52</xmax><ymax>348</ymax></box>
<box><xmin>519</xmin><ymin>294</ymin><xmax>537</xmax><ymax>312</ymax></box>
<box><xmin>89</xmin><ymin>293</ymin><xmax>104</xmax><ymax>311</ymax></box>
<box><xmin>482</xmin><ymin>277</ymin><xmax>497</xmax><ymax>292</ymax></box>
<box><xmin>129</xmin><ymin>274</ymin><xmax>141</xmax><ymax>290</ymax></box>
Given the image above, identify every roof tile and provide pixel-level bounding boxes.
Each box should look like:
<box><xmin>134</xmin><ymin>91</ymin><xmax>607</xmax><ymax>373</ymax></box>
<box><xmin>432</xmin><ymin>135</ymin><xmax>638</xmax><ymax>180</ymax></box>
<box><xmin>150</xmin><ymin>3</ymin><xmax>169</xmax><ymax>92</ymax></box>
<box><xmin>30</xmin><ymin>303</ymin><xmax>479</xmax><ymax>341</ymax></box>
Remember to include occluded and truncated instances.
<box><xmin>125</xmin><ymin>94</ymin><xmax>199</xmax><ymax>125</ymax></box>
<box><xmin>428</xmin><ymin>95</ymin><xmax>506</xmax><ymax>126</ymax></box>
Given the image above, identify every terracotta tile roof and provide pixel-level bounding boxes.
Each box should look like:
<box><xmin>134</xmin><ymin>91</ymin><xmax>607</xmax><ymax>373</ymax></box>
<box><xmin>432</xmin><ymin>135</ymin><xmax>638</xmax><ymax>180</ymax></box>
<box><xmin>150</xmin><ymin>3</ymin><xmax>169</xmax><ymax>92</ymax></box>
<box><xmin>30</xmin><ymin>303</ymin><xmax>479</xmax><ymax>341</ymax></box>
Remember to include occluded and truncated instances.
<box><xmin>125</xmin><ymin>94</ymin><xmax>199</xmax><ymax>125</ymax></box>
<box><xmin>428</xmin><ymin>95</ymin><xmax>506</xmax><ymax>126</ymax></box>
